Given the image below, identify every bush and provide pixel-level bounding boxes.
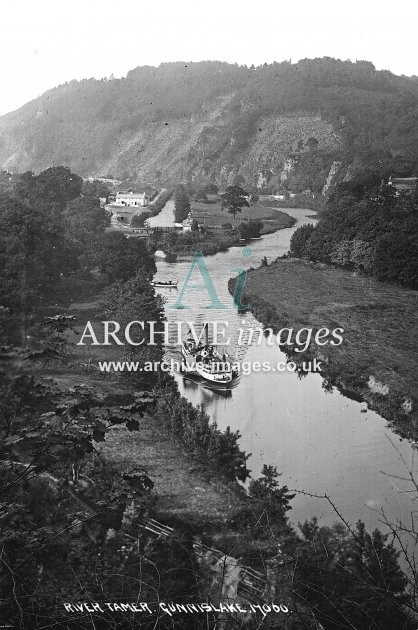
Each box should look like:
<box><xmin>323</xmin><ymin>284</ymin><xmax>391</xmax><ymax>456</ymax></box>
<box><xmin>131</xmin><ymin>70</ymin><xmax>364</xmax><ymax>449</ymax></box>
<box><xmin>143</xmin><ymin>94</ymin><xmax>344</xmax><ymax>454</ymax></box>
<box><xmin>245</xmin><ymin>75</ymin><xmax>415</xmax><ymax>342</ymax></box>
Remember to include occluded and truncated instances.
<box><xmin>154</xmin><ymin>394</ymin><xmax>250</xmax><ymax>482</ymax></box>
<box><xmin>131</xmin><ymin>211</ymin><xmax>151</xmax><ymax>226</ymax></box>
<box><xmin>204</xmin><ymin>183</ymin><xmax>219</xmax><ymax>194</ymax></box>
<box><xmin>289</xmin><ymin>223</ymin><xmax>316</xmax><ymax>257</ymax></box>
<box><xmin>239</xmin><ymin>219</ymin><xmax>263</xmax><ymax>240</ymax></box>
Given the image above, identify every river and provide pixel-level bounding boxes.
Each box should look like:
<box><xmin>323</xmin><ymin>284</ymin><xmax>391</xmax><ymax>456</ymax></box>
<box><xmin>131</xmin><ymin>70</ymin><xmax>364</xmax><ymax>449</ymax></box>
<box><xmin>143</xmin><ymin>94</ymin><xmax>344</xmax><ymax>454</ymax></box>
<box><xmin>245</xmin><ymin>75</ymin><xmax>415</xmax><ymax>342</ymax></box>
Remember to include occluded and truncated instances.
<box><xmin>149</xmin><ymin>199</ymin><xmax>417</xmax><ymax>535</ymax></box>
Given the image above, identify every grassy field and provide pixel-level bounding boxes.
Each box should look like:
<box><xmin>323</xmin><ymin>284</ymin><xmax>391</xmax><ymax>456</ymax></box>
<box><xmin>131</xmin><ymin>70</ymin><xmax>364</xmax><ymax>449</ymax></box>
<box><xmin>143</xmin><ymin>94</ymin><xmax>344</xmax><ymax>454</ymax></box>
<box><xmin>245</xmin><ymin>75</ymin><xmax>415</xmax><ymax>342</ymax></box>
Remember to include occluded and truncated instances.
<box><xmin>242</xmin><ymin>259</ymin><xmax>418</xmax><ymax>438</ymax></box>
<box><xmin>192</xmin><ymin>196</ymin><xmax>296</xmax><ymax>233</ymax></box>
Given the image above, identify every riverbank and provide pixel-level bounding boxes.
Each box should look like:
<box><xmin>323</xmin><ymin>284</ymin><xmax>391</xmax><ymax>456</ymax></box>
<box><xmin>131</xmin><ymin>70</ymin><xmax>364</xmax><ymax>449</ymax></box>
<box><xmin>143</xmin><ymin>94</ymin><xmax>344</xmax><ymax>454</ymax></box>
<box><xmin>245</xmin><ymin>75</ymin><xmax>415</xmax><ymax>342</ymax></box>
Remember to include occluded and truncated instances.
<box><xmin>171</xmin><ymin>211</ymin><xmax>295</xmax><ymax>257</ymax></box>
<box><xmin>192</xmin><ymin>196</ymin><xmax>296</xmax><ymax>233</ymax></box>
<box><xmin>153</xmin><ymin>201</ymin><xmax>296</xmax><ymax>258</ymax></box>
<box><xmin>259</xmin><ymin>195</ymin><xmax>325</xmax><ymax>213</ymax></box>
<box><xmin>230</xmin><ymin>258</ymin><xmax>417</xmax><ymax>440</ymax></box>
<box><xmin>38</xmin><ymin>274</ymin><xmax>246</xmax><ymax>525</ymax></box>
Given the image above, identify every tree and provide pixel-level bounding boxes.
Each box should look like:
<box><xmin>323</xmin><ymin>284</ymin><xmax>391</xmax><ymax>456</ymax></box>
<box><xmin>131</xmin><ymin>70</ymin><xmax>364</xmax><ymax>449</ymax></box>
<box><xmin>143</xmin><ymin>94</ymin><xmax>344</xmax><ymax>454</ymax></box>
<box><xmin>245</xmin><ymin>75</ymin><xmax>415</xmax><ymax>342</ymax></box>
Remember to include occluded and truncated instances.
<box><xmin>204</xmin><ymin>183</ymin><xmax>218</xmax><ymax>195</ymax></box>
<box><xmin>239</xmin><ymin>219</ymin><xmax>263</xmax><ymax>240</ymax></box>
<box><xmin>195</xmin><ymin>188</ymin><xmax>208</xmax><ymax>203</ymax></box>
<box><xmin>296</xmin><ymin>519</ymin><xmax>412</xmax><ymax>629</ymax></box>
<box><xmin>63</xmin><ymin>196</ymin><xmax>109</xmax><ymax>254</ymax></box>
<box><xmin>220</xmin><ymin>185</ymin><xmax>250</xmax><ymax>218</ymax></box>
<box><xmin>374</xmin><ymin>230</ymin><xmax>418</xmax><ymax>287</ymax></box>
<box><xmin>301</xmin><ymin>175</ymin><xmax>418</xmax><ymax>287</ymax></box>
<box><xmin>15</xmin><ymin>167</ymin><xmax>82</xmax><ymax>206</ymax></box>
<box><xmin>174</xmin><ymin>185</ymin><xmax>191</xmax><ymax>223</ymax></box>
<box><xmin>102</xmin><ymin>274</ymin><xmax>165</xmax><ymax>387</ymax></box>
<box><xmin>96</xmin><ymin>232</ymin><xmax>156</xmax><ymax>282</ymax></box>
<box><xmin>0</xmin><ymin>198</ymin><xmax>77</xmax><ymax>311</ymax></box>
<box><xmin>230</xmin><ymin>465</ymin><xmax>295</xmax><ymax>538</ymax></box>
<box><xmin>289</xmin><ymin>223</ymin><xmax>316</xmax><ymax>257</ymax></box>
<box><xmin>131</xmin><ymin>211</ymin><xmax>151</xmax><ymax>227</ymax></box>
<box><xmin>249</xmin><ymin>464</ymin><xmax>295</xmax><ymax>511</ymax></box>
<box><xmin>82</xmin><ymin>179</ymin><xmax>110</xmax><ymax>200</ymax></box>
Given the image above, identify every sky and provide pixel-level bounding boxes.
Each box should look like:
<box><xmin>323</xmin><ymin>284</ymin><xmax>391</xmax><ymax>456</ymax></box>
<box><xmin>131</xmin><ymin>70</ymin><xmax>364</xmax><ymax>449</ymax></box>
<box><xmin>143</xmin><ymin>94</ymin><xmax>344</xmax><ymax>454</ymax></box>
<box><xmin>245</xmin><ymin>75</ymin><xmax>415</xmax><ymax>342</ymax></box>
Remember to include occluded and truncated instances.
<box><xmin>1</xmin><ymin>0</ymin><xmax>418</xmax><ymax>116</ymax></box>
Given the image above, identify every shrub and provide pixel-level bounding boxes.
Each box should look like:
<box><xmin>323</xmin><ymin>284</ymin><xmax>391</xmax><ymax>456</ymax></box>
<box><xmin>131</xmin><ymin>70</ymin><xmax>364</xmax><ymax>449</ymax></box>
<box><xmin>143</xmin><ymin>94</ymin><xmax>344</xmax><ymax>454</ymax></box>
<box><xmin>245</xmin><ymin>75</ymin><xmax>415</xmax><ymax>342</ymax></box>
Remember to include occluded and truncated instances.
<box><xmin>289</xmin><ymin>223</ymin><xmax>316</xmax><ymax>257</ymax></box>
<box><xmin>154</xmin><ymin>394</ymin><xmax>250</xmax><ymax>482</ymax></box>
<box><xmin>131</xmin><ymin>211</ymin><xmax>151</xmax><ymax>226</ymax></box>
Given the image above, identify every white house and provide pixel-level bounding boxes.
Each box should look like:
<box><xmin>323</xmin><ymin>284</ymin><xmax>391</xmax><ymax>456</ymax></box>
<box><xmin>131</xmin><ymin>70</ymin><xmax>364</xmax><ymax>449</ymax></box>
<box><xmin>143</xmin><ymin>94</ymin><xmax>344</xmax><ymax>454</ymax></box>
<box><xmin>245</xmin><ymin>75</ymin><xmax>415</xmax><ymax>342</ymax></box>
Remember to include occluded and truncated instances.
<box><xmin>115</xmin><ymin>191</ymin><xmax>147</xmax><ymax>207</ymax></box>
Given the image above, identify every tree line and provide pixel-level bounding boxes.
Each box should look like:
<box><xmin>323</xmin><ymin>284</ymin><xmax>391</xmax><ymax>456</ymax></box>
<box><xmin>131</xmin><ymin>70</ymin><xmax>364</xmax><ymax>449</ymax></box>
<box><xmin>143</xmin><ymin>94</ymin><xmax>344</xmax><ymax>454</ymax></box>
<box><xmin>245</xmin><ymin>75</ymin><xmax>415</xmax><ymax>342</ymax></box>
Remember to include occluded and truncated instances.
<box><xmin>290</xmin><ymin>174</ymin><xmax>418</xmax><ymax>288</ymax></box>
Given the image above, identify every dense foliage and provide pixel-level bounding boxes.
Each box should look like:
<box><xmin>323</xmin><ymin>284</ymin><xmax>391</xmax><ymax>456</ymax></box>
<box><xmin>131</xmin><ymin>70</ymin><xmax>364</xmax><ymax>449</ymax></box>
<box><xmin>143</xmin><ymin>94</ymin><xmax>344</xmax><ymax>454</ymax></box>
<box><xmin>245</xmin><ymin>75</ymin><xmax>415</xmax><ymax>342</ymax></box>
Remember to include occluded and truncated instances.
<box><xmin>239</xmin><ymin>219</ymin><xmax>263</xmax><ymax>240</ymax></box>
<box><xmin>0</xmin><ymin>167</ymin><xmax>102</xmax><ymax>311</ymax></box>
<box><xmin>101</xmin><ymin>273</ymin><xmax>166</xmax><ymax>388</ymax></box>
<box><xmin>230</xmin><ymin>465</ymin><xmax>295</xmax><ymax>537</ymax></box>
<box><xmin>154</xmin><ymin>393</ymin><xmax>251</xmax><ymax>482</ymax></box>
<box><xmin>95</xmin><ymin>232</ymin><xmax>156</xmax><ymax>282</ymax></box>
<box><xmin>131</xmin><ymin>210</ymin><xmax>151</xmax><ymax>226</ymax></box>
<box><xmin>296</xmin><ymin>518</ymin><xmax>412</xmax><ymax>629</ymax></box>
<box><xmin>81</xmin><ymin>178</ymin><xmax>110</xmax><ymax>200</ymax></box>
<box><xmin>290</xmin><ymin>177</ymin><xmax>418</xmax><ymax>288</ymax></box>
<box><xmin>289</xmin><ymin>223</ymin><xmax>316</xmax><ymax>257</ymax></box>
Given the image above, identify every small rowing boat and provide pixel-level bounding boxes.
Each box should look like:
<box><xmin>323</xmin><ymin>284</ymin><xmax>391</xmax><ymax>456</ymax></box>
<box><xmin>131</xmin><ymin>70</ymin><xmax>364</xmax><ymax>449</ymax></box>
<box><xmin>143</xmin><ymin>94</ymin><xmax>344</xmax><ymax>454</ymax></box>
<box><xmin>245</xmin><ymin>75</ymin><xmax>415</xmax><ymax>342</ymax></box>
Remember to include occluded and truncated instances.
<box><xmin>151</xmin><ymin>279</ymin><xmax>178</xmax><ymax>288</ymax></box>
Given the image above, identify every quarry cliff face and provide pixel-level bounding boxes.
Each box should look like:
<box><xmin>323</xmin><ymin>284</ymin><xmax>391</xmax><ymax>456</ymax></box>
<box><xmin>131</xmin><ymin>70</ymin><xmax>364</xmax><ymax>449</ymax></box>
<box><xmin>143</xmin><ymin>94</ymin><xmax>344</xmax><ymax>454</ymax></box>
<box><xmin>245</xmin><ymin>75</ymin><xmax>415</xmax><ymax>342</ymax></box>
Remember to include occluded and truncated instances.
<box><xmin>0</xmin><ymin>93</ymin><xmax>342</xmax><ymax>192</ymax></box>
<box><xmin>103</xmin><ymin>109</ymin><xmax>341</xmax><ymax>191</ymax></box>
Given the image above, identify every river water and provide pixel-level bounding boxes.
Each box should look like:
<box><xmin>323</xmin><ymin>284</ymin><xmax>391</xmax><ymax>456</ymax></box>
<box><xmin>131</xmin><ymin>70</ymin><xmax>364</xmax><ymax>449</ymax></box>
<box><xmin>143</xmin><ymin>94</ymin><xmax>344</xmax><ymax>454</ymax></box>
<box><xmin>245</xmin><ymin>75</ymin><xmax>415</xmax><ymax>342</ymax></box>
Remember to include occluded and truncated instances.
<box><xmin>149</xmin><ymin>200</ymin><xmax>417</xmax><ymax>534</ymax></box>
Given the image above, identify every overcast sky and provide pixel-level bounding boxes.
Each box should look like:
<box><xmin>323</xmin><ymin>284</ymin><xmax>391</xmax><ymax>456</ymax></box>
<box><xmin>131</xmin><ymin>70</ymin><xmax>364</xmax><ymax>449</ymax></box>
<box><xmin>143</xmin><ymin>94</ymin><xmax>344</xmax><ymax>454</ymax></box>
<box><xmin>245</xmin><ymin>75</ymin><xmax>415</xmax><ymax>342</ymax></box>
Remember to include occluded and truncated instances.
<box><xmin>1</xmin><ymin>0</ymin><xmax>417</xmax><ymax>116</ymax></box>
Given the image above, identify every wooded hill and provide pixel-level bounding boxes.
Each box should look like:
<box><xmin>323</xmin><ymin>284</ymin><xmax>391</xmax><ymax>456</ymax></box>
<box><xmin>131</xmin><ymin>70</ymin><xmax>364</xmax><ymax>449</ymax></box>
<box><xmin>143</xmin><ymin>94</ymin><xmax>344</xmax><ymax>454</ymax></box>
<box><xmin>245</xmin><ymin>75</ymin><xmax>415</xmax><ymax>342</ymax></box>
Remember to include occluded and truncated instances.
<box><xmin>0</xmin><ymin>58</ymin><xmax>417</xmax><ymax>192</ymax></box>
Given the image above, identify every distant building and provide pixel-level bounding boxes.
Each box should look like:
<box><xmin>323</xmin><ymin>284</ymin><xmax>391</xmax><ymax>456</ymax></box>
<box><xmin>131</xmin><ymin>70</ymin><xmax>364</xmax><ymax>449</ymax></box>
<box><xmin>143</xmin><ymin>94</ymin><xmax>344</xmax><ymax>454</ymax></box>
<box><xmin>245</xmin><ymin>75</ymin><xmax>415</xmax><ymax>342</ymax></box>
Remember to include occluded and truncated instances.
<box><xmin>115</xmin><ymin>191</ymin><xmax>147</xmax><ymax>207</ymax></box>
<box><xmin>87</xmin><ymin>176</ymin><xmax>121</xmax><ymax>186</ymax></box>
<box><xmin>388</xmin><ymin>176</ymin><xmax>417</xmax><ymax>194</ymax></box>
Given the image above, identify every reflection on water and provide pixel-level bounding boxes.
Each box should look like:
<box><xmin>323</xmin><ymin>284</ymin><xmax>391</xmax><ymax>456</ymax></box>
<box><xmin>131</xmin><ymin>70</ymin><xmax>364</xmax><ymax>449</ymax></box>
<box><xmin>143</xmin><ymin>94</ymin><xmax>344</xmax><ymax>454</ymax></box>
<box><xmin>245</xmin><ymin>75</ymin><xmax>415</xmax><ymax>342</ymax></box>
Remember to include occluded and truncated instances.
<box><xmin>152</xmin><ymin>204</ymin><xmax>417</xmax><ymax>533</ymax></box>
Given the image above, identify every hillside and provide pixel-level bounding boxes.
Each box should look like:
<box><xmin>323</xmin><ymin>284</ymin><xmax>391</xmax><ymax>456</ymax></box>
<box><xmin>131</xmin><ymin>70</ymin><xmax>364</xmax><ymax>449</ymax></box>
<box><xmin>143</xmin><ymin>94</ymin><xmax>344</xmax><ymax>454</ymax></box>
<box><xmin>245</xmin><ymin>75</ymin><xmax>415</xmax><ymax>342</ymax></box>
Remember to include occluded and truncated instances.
<box><xmin>1</xmin><ymin>59</ymin><xmax>417</xmax><ymax>192</ymax></box>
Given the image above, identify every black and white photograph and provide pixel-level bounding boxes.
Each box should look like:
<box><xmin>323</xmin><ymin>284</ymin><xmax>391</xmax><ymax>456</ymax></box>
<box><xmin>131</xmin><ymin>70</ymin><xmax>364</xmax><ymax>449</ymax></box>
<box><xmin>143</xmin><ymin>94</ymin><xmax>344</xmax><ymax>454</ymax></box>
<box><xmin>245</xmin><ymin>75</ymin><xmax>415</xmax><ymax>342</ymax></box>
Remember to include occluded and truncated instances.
<box><xmin>0</xmin><ymin>1</ymin><xmax>417</xmax><ymax>628</ymax></box>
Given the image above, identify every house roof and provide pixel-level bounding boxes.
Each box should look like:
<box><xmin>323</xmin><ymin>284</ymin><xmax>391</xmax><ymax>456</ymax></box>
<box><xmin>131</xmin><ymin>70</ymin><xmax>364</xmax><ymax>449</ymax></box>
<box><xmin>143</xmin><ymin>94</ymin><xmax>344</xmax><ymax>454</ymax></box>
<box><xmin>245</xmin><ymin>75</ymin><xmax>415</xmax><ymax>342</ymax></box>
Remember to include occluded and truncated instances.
<box><xmin>389</xmin><ymin>177</ymin><xmax>417</xmax><ymax>189</ymax></box>
<box><xmin>116</xmin><ymin>191</ymin><xmax>146</xmax><ymax>197</ymax></box>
